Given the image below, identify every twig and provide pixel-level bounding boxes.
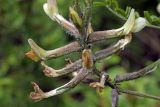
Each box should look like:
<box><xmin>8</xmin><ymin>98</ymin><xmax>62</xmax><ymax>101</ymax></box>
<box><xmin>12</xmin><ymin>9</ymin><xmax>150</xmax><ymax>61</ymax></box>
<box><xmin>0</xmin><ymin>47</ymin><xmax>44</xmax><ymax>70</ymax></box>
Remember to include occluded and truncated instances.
<box><xmin>146</xmin><ymin>24</ymin><xmax>160</xmax><ymax>30</ymax></box>
<box><xmin>115</xmin><ymin>59</ymin><xmax>160</xmax><ymax>83</ymax></box>
<box><xmin>112</xmin><ymin>89</ymin><xmax>119</xmax><ymax>107</ymax></box>
<box><xmin>120</xmin><ymin>89</ymin><xmax>160</xmax><ymax>101</ymax></box>
<box><xmin>105</xmin><ymin>6</ymin><xmax>126</xmax><ymax>21</ymax></box>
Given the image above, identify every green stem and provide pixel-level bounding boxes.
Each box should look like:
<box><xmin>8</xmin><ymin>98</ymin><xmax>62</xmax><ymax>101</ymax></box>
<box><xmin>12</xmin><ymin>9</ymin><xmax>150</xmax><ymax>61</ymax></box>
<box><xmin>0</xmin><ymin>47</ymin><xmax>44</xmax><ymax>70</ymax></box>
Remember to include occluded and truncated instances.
<box><xmin>105</xmin><ymin>6</ymin><xmax>126</xmax><ymax>21</ymax></box>
<box><xmin>147</xmin><ymin>24</ymin><xmax>160</xmax><ymax>30</ymax></box>
<box><xmin>106</xmin><ymin>6</ymin><xmax>160</xmax><ymax>30</ymax></box>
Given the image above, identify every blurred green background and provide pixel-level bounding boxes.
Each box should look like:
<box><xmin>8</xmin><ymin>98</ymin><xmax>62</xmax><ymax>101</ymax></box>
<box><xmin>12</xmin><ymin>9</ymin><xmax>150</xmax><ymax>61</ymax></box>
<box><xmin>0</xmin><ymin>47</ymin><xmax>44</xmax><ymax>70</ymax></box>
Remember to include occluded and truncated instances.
<box><xmin>0</xmin><ymin>0</ymin><xmax>160</xmax><ymax>107</ymax></box>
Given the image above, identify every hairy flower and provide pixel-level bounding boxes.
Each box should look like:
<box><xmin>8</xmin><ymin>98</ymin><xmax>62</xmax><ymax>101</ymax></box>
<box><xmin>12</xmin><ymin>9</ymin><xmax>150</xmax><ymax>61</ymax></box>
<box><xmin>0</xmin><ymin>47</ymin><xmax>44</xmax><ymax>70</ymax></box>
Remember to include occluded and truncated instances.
<box><xmin>43</xmin><ymin>0</ymin><xmax>80</xmax><ymax>36</ymax></box>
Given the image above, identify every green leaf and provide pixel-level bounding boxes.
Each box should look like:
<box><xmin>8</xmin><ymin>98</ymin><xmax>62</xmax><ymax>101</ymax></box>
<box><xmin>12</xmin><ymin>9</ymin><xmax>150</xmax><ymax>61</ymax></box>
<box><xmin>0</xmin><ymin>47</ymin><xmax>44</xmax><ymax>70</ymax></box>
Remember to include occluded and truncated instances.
<box><xmin>94</xmin><ymin>0</ymin><xmax>160</xmax><ymax>29</ymax></box>
<box><xmin>93</xmin><ymin>2</ymin><xmax>106</xmax><ymax>7</ymax></box>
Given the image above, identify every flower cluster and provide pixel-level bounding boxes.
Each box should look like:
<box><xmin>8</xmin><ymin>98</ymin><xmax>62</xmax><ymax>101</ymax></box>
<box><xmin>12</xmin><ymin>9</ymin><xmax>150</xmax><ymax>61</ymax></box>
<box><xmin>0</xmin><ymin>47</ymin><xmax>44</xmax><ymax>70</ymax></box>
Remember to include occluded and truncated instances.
<box><xmin>25</xmin><ymin>0</ymin><xmax>159</xmax><ymax>103</ymax></box>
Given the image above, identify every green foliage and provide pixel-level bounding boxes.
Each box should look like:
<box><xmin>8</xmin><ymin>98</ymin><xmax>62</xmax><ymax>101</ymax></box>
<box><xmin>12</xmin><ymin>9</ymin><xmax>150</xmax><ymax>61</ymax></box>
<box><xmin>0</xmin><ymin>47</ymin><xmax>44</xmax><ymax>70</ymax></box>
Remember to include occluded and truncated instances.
<box><xmin>144</xmin><ymin>11</ymin><xmax>160</xmax><ymax>26</ymax></box>
<box><xmin>0</xmin><ymin>0</ymin><xmax>160</xmax><ymax>107</ymax></box>
<box><xmin>94</xmin><ymin>0</ymin><xmax>134</xmax><ymax>20</ymax></box>
<box><xmin>94</xmin><ymin>0</ymin><xmax>160</xmax><ymax>28</ymax></box>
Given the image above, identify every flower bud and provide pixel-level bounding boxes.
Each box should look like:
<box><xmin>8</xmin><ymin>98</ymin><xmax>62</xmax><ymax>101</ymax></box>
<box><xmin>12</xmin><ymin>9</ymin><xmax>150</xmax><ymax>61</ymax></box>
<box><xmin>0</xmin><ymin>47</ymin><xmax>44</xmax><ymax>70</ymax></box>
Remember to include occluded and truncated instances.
<box><xmin>131</xmin><ymin>17</ymin><xmax>147</xmax><ymax>32</ymax></box>
<box><xmin>157</xmin><ymin>3</ymin><xmax>160</xmax><ymax>14</ymax></box>
<box><xmin>117</xmin><ymin>9</ymin><xmax>147</xmax><ymax>35</ymax></box>
<box><xmin>69</xmin><ymin>7</ymin><xmax>82</xmax><ymax>28</ymax></box>
<box><xmin>43</xmin><ymin>2</ymin><xmax>80</xmax><ymax>36</ymax></box>
<box><xmin>43</xmin><ymin>0</ymin><xmax>58</xmax><ymax>20</ymax></box>
<box><xmin>47</xmin><ymin>0</ymin><xmax>58</xmax><ymax>14</ymax></box>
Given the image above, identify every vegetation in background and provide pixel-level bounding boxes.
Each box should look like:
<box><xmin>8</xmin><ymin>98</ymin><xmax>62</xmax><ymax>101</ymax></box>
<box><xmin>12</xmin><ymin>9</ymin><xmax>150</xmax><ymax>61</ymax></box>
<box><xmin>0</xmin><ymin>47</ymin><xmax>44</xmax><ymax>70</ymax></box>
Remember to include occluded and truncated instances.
<box><xmin>0</xmin><ymin>0</ymin><xmax>160</xmax><ymax>107</ymax></box>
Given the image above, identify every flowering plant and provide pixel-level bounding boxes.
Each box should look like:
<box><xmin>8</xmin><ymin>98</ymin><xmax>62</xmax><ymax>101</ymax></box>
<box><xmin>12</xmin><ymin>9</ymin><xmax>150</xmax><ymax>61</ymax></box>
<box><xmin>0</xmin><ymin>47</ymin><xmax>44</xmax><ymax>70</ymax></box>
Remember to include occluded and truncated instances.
<box><xmin>26</xmin><ymin>0</ymin><xmax>160</xmax><ymax>106</ymax></box>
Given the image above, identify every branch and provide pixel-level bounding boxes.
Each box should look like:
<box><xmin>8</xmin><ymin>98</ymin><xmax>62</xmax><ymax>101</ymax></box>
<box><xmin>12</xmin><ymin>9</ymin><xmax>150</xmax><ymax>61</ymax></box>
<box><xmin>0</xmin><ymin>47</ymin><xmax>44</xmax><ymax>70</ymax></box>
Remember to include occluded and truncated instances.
<box><xmin>112</xmin><ymin>89</ymin><xmax>119</xmax><ymax>107</ymax></box>
<box><xmin>115</xmin><ymin>59</ymin><xmax>160</xmax><ymax>83</ymax></box>
<box><xmin>120</xmin><ymin>89</ymin><xmax>160</xmax><ymax>101</ymax></box>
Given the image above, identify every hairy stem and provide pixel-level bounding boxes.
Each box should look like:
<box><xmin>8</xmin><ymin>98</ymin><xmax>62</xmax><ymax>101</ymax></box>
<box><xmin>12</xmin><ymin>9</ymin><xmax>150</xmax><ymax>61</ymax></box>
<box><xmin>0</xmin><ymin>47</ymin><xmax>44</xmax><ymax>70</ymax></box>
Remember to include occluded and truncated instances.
<box><xmin>106</xmin><ymin>6</ymin><xmax>126</xmax><ymax>21</ymax></box>
<box><xmin>46</xmin><ymin>41</ymin><xmax>81</xmax><ymax>58</ymax></box>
